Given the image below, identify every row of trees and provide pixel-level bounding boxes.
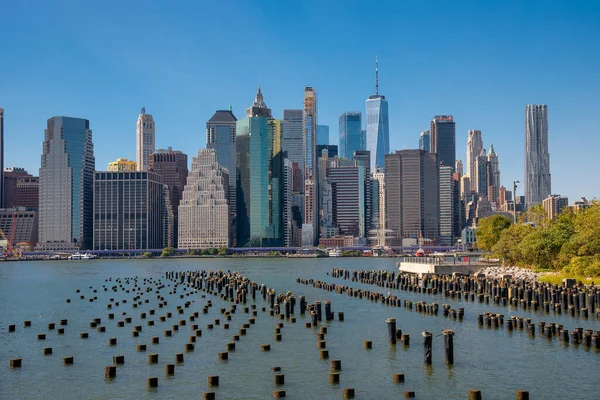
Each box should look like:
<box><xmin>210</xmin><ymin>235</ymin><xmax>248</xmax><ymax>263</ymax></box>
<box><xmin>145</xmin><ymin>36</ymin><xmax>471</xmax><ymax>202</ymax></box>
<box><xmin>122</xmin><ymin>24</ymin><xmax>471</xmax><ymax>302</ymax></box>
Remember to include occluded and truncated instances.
<box><xmin>476</xmin><ymin>202</ymin><xmax>600</xmax><ymax>276</ymax></box>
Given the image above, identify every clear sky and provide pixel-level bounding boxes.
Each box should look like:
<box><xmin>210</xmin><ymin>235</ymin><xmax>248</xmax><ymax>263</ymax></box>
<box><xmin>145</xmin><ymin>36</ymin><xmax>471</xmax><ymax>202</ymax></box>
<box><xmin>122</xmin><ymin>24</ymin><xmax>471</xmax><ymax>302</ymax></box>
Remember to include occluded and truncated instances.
<box><xmin>1</xmin><ymin>0</ymin><xmax>599</xmax><ymax>201</ymax></box>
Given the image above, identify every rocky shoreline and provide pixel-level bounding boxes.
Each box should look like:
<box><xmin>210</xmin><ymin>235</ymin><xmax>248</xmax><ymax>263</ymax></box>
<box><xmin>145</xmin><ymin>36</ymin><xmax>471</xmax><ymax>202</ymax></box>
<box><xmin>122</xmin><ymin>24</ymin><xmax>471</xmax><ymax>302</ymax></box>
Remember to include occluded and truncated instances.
<box><xmin>476</xmin><ymin>266</ymin><xmax>540</xmax><ymax>284</ymax></box>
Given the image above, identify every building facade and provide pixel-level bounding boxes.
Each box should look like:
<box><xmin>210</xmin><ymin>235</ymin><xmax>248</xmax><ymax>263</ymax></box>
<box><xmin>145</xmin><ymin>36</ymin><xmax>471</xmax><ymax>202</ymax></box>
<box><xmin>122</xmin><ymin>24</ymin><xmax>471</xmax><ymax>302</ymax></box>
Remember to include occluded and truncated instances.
<box><xmin>525</xmin><ymin>104</ymin><xmax>551</xmax><ymax>208</ymax></box>
<box><xmin>178</xmin><ymin>149</ymin><xmax>229</xmax><ymax>249</ymax></box>
<box><xmin>16</xmin><ymin>177</ymin><xmax>39</xmax><ymax>208</ymax></box>
<box><xmin>439</xmin><ymin>165</ymin><xmax>454</xmax><ymax>246</ymax></box>
<box><xmin>487</xmin><ymin>144</ymin><xmax>500</xmax><ymax>204</ymax></box>
<box><xmin>339</xmin><ymin>112</ymin><xmax>362</xmax><ymax>159</ymax></box>
<box><xmin>542</xmin><ymin>194</ymin><xmax>569</xmax><ymax>220</ymax></box>
<box><xmin>430</xmin><ymin>115</ymin><xmax>456</xmax><ymax>169</ymax></box>
<box><xmin>0</xmin><ymin>108</ymin><xmax>4</xmax><ymax>208</ymax></box>
<box><xmin>366</xmin><ymin>58</ymin><xmax>389</xmax><ymax>172</ymax></box>
<box><xmin>108</xmin><ymin>158</ymin><xmax>136</xmax><ymax>172</ymax></box>
<box><xmin>0</xmin><ymin>207</ymin><xmax>38</xmax><ymax>247</ymax></box>
<box><xmin>419</xmin><ymin>130</ymin><xmax>430</xmax><ymax>152</ymax></box>
<box><xmin>283</xmin><ymin>109</ymin><xmax>304</xmax><ymax>175</ymax></box>
<box><xmin>466</xmin><ymin>129</ymin><xmax>483</xmax><ymax>185</ymax></box>
<box><xmin>316</xmin><ymin>144</ymin><xmax>338</xmax><ymax>159</ymax></box>
<box><xmin>93</xmin><ymin>171</ymin><xmax>163</xmax><ymax>250</ymax></box>
<box><xmin>327</xmin><ymin>164</ymin><xmax>365</xmax><ymax>239</ymax></box>
<box><xmin>385</xmin><ymin>150</ymin><xmax>439</xmax><ymax>245</ymax></box>
<box><xmin>303</xmin><ymin>87</ymin><xmax>318</xmax><ymax>245</ymax></box>
<box><xmin>38</xmin><ymin>117</ymin><xmax>95</xmax><ymax>250</ymax></box>
<box><xmin>317</xmin><ymin>124</ymin><xmax>329</xmax><ymax>145</ymax></box>
<box><xmin>4</xmin><ymin>168</ymin><xmax>31</xmax><ymax>207</ymax></box>
<box><xmin>136</xmin><ymin>108</ymin><xmax>155</xmax><ymax>172</ymax></box>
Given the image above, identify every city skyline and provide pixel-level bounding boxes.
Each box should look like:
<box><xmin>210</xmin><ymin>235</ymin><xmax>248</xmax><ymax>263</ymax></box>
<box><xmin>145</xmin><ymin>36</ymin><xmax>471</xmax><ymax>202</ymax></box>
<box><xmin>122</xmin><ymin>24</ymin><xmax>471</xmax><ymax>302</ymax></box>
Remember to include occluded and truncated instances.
<box><xmin>1</xmin><ymin>1</ymin><xmax>599</xmax><ymax>202</ymax></box>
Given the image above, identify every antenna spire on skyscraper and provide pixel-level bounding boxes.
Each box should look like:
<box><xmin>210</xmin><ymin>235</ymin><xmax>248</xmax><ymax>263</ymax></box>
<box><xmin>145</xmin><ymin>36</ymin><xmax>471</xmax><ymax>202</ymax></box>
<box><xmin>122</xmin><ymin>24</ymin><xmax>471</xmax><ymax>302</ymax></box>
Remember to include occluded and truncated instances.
<box><xmin>375</xmin><ymin>55</ymin><xmax>379</xmax><ymax>96</ymax></box>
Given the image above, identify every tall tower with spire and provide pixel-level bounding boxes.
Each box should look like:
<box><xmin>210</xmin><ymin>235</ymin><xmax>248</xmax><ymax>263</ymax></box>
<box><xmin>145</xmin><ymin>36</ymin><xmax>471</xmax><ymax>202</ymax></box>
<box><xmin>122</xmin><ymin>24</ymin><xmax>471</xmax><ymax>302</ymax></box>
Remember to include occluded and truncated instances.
<box><xmin>366</xmin><ymin>56</ymin><xmax>389</xmax><ymax>172</ymax></box>
<box><xmin>136</xmin><ymin>107</ymin><xmax>155</xmax><ymax>171</ymax></box>
<box><xmin>246</xmin><ymin>85</ymin><xmax>272</xmax><ymax>118</ymax></box>
<box><xmin>487</xmin><ymin>144</ymin><xmax>500</xmax><ymax>205</ymax></box>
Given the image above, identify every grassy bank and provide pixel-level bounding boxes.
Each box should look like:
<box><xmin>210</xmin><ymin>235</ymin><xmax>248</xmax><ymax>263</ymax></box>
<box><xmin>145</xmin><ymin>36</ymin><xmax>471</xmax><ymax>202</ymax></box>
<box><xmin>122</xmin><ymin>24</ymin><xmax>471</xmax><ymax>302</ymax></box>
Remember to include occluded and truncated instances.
<box><xmin>537</xmin><ymin>271</ymin><xmax>596</xmax><ymax>286</ymax></box>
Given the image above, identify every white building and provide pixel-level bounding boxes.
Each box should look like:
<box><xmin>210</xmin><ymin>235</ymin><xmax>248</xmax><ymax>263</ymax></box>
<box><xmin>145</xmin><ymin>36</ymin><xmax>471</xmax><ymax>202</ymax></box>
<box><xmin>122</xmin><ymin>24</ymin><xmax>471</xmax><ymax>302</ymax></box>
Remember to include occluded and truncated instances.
<box><xmin>466</xmin><ymin>129</ymin><xmax>483</xmax><ymax>190</ymax></box>
<box><xmin>178</xmin><ymin>149</ymin><xmax>229</xmax><ymax>249</ymax></box>
<box><xmin>136</xmin><ymin>107</ymin><xmax>155</xmax><ymax>172</ymax></box>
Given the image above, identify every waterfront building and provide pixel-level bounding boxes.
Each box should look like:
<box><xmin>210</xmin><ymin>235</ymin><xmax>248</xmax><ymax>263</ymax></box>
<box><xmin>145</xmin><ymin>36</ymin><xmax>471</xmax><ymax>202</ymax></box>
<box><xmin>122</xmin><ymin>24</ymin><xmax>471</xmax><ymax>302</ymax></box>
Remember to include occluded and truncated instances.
<box><xmin>317</xmin><ymin>124</ymin><xmax>329</xmax><ymax>145</ymax></box>
<box><xmin>353</xmin><ymin>150</ymin><xmax>371</xmax><ymax>235</ymax></box>
<box><xmin>525</xmin><ymin>104</ymin><xmax>551</xmax><ymax>208</ymax></box>
<box><xmin>366</xmin><ymin>57</ymin><xmax>389</xmax><ymax>172</ymax></box>
<box><xmin>327</xmin><ymin>162</ymin><xmax>366</xmax><ymax>239</ymax></box>
<box><xmin>487</xmin><ymin>144</ymin><xmax>500</xmax><ymax>205</ymax></box>
<box><xmin>430</xmin><ymin>115</ymin><xmax>456</xmax><ymax>169</ymax></box>
<box><xmin>303</xmin><ymin>86</ymin><xmax>318</xmax><ymax>245</ymax></box>
<box><xmin>206</xmin><ymin>108</ymin><xmax>237</xmax><ymax>246</ymax></box>
<box><xmin>0</xmin><ymin>207</ymin><xmax>38</xmax><ymax>247</ymax></box>
<box><xmin>107</xmin><ymin>158</ymin><xmax>136</xmax><ymax>172</ymax></box>
<box><xmin>0</xmin><ymin>108</ymin><xmax>4</xmax><ymax>208</ymax></box>
<box><xmin>4</xmin><ymin>168</ymin><xmax>31</xmax><ymax>207</ymax></box>
<box><xmin>419</xmin><ymin>130</ymin><xmax>430</xmax><ymax>152</ymax></box>
<box><xmin>38</xmin><ymin>117</ymin><xmax>95</xmax><ymax>250</ymax></box>
<box><xmin>149</xmin><ymin>147</ymin><xmax>188</xmax><ymax>248</ymax></box>
<box><xmin>543</xmin><ymin>194</ymin><xmax>569</xmax><ymax>220</ymax></box>
<box><xmin>136</xmin><ymin>108</ymin><xmax>155</xmax><ymax>172</ymax></box>
<box><xmin>385</xmin><ymin>150</ymin><xmax>439</xmax><ymax>246</ymax></box>
<box><xmin>318</xmin><ymin>235</ymin><xmax>355</xmax><ymax>248</ymax></box>
<box><xmin>466</xmin><ymin>129</ymin><xmax>483</xmax><ymax>186</ymax></box>
<box><xmin>93</xmin><ymin>171</ymin><xmax>163</xmax><ymax>250</ymax></box>
<box><xmin>371</xmin><ymin>167</ymin><xmax>386</xmax><ymax>246</ymax></box>
<box><xmin>339</xmin><ymin>112</ymin><xmax>362</xmax><ymax>159</ymax></box>
<box><xmin>316</xmin><ymin>144</ymin><xmax>338</xmax><ymax>159</ymax></box>
<box><xmin>16</xmin><ymin>176</ymin><xmax>39</xmax><ymax>208</ymax></box>
<box><xmin>439</xmin><ymin>165</ymin><xmax>454</xmax><ymax>246</ymax></box>
<box><xmin>178</xmin><ymin>149</ymin><xmax>229</xmax><ymax>249</ymax></box>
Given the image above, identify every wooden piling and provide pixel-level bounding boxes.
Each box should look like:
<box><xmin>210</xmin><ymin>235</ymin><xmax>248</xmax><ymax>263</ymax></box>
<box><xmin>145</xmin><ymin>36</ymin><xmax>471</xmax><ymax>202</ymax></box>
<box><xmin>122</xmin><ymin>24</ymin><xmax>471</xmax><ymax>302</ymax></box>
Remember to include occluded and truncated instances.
<box><xmin>393</xmin><ymin>373</ymin><xmax>405</xmax><ymax>383</ymax></box>
<box><xmin>468</xmin><ymin>390</ymin><xmax>482</xmax><ymax>400</ymax></box>
<box><xmin>147</xmin><ymin>377</ymin><xmax>158</xmax><ymax>388</ymax></box>
<box><xmin>105</xmin><ymin>365</ymin><xmax>116</xmax><ymax>378</ymax></box>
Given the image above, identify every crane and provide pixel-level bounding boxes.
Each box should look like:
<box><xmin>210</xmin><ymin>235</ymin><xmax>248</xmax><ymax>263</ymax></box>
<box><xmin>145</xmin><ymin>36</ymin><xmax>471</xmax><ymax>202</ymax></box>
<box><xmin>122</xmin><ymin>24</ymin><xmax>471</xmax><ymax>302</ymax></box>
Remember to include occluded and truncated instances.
<box><xmin>0</xmin><ymin>212</ymin><xmax>21</xmax><ymax>258</ymax></box>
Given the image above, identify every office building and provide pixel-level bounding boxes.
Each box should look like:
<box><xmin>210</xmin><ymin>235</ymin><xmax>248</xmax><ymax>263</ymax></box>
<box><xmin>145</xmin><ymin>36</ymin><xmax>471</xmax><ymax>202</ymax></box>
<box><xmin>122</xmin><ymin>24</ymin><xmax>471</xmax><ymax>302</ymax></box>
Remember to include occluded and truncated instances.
<box><xmin>283</xmin><ymin>110</ymin><xmax>304</xmax><ymax>173</ymax></box>
<box><xmin>366</xmin><ymin>57</ymin><xmax>389</xmax><ymax>172</ymax></box>
<box><xmin>317</xmin><ymin>124</ymin><xmax>329</xmax><ymax>145</ymax></box>
<box><xmin>573</xmin><ymin>198</ymin><xmax>591</xmax><ymax>212</ymax></box>
<box><xmin>439</xmin><ymin>166</ymin><xmax>454</xmax><ymax>246</ymax></box>
<box><xmin>339</xmin><ymin>112</ymin><xmax>362</xmax><ymax>159</ymax></box>
<box><xmin>149</xmin><ymin>147</ymin><xmax>188</xmax><ymax>248</ymax></box>
<box><xmin>136</xmin><ymin>108</ymin><xmax>155</xmax><ymax>172</ymax></box>
<box><xmin>108</xmin><ymin>158</ymin><xmax>136</xmax><ymax>172</ymax></box>
<box><xmin>525</xmin><ymin>104</ymin><xmax>551</xmax><ymax>208</ymax></box>
<box><xmin>0</xmin><ymin>207</ymin><xmax>38</xmax><ymax>247</ymax></box>
<box><xmin>316</xmin><ymin>144</ymin><xmax>338</xmax><ymax>159</ymax></box>
<box><xmin>353</xmin><ymin>150</ymin><xmax>371</xmax><ymax>235</ymax></box>
<box><xmin>487</xmin><ymin>144</ymin><xmax>500</xmax><ymax>204</ymax></box>
<box><xmin>460</xmin><ymin>175</ymin><xmax>471</xmax><ymax>201</ymax></box>
<box><xmin>385</xmin><ymin>150</ymin><xmax>439</xmax><ymax>245</ymax></box>
<box><xmin>0</xmin><ymin>108</ymin><xmax>4</xmax><ymax>208</ymax></box>
<box><xmin>327</xmin><ymin>164</ymin><xmax>365</xmax><ymax>238</ymax></box>
<box><xmin>38</xmin><ymin>117</ymin><xmax>95</xmax><ymax>250</ymax></box>
<box><xmin>206</xmin><ymin>108</ymin><xmax>237</xmax><ymax>246</ymax></box>
<box><xmin>455</xmin><ymin>160</ymin><xmax>463</xmax><ymax>176</ymax></box>
<box><xmin>419</xmin><ymin>130</ymin><xmax>430</xmax><ymax>152</ymax></box>
<box><xmin>372</xmin><ymin>167</ymin><xmax>386</xmax><ymax>246</ymax></box>
<box><xmin>476</xmin><ymin>149</ymin><xmax>488</xmax><ymax>199</ymax></box>
<box><xmin>303</xmin><ymin>86</ymin><xmax>318</xmax><ymax>245</ymax></box>
<box><xmin>178</xmin><ymin>149</ymin><xmax>229</xmax><ymax>249</ymax></box>
<box><xmin>16</xmin><ymin>177</ymin><xmax>39</xmax><ymax>208</ymax></box>
<box><xmin>4</xmin><ymin>168</ymin><xmax>31</xmax><ymax>207</ymax></box>
<box><xmin>466</xmin><ymin>129</ymin><xmax>483</xmax><ymax>184</ymax></box>
<box><xmin>430</xmin><ymin>115</ymin><xmax>456</xmax><ymax>169</ymax></box>
<box><xmin>283</xmin><ymin>158</ymin><xmax>294</xmax><ymax>247</ymax></box>
<box><xmin>93</xmin><ymin>171</ymin><xmax>163</xmax><ymax>250</ymax></box>
<box><xmin>543</xmin><ymin>194</ymin><xmax>569</xmax><ymax>220</ymax></box>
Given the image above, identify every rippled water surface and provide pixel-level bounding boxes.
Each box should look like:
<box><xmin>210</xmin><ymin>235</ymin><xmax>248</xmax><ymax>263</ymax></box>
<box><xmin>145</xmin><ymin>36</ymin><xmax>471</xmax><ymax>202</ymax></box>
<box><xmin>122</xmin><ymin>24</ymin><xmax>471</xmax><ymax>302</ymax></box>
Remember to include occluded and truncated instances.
<box><xmin>1</xmin><ymin>258</ymin><xmax>599</xmax><ymax>399</ymax></box>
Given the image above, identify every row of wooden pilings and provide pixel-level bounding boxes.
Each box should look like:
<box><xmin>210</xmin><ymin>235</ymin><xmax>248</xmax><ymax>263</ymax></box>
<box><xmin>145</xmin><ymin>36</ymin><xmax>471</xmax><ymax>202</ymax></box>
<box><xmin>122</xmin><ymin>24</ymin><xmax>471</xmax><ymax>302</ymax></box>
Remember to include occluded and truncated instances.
<box><xmin>330</xmin><ymin>268</ymin><xmax>600</xmax><ymax>320</ymax></box>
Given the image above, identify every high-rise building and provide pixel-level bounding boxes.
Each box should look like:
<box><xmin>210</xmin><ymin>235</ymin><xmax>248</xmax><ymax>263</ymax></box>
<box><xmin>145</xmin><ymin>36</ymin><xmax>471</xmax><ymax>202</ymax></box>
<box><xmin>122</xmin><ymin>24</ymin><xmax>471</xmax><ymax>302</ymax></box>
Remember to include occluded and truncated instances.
<box><xmin>339</xmin><ymin>112</ymin><xmax>362</xmax><ymax>159</ymax></box>
<box><xmin>460</xmin><ymin>175</ymin><xmax>471</xmax><ymax>201</ymax></box>
<box><xmin>360</xmin><ymin>129</ymin><xmax>366</xmax><ymax>152</ymax></box>
<box><xmin>108</xmin><ymin>158</ymin><xmax>136</xmax><ymax>172</ymax></box>
<box><xmin>430</xmin><ymin>115</ymin><xmax>456</xmax><ymax>169</ymax></box>
<box><xmin>283</xmin><ymin>110</ymin><xmax>304</xmax><ymax>174</ymax></box>
<box><xmin>455</xmin><ymin>160</ymin><xmax>463</xmax><ymax>176</ymax></box>
<box><xmin>327</xmin><ymin>163</ymin><xmax>365</xmax><ymax>238</ymax></box>
<box><xmin>4</xmin><ymin>168</ymin><xmax>31</xmax><ymax>207</ymax></box>
<box><xmin>38</xmin><ymin>117</ymin><xmax>95</xmax><ymax>250</ymax></box>
<box><xmin>178</xmin><ymin>149</ymin><xmax>229</xmax><ymax>249</ymax></box>
<box><xmin>385</xmin><ymin>150</ymin><xmax>439</xmax><ymax>245</ymax></box>
<box><xmin>93</xmin><ymin>171</ymin><xmax>163</xmax><ymax>250</ymax></box>
<box><xmin>136</xmin><ymin>108</ymin><xmax>155</xmax><ymax>172</ymax></box>
<box><xmin>149</xmin><ymin>147</ymin><xmax>188</xmax><ymax>248</ymax></box>
<box><xmin>283</xmin><ymin>158</ymin><xmax>294</xmax><ymax>247</ymax></box>
<box><xmin>353</xmin><ymin>150</ymin><xmax>371</xmax><ymax>235</ymax></box>
<box><xmin>372</xmin><ymin>167</ymin><xmax>386</xmax><ymax>246</ymax></box>
<box><xmin>316</xmin><ymin>144</ymin><xmax>338</xmax><ymax>158</ymax></box>
<box><xmin>487</xmin><ymin>144</ymin><xmax>500</xmax><ymax>205</ymax></box>
<box><xmin>525</xmin><ymin>104</ymin><xmax>551</xmax><ymax>208</ymax></box>
<box><xmin>366</xmin><ymin>57</ymin><xmax>389</xmax><ymax>172</ymax></box>
<box><xmin>542</xmin><ymin>194</ymin><xmax>568</xmax><ymax>220</ymax></box>
<box><xmin>0</xmin><ymin>207</ymin><xmax>38</xmax><ymax>247</ymax></box>
<box><xmin>303</xmin><ymin>87</ymin><xmax>318</xmax><ymax>245</ymax></box>
<box><xmin>317</xmin><ymin>124</ymin><xmax>329</xmax><ymax>145</ymax></box>
<box><xmin>206</xmin><ymin>109</ymin><xmax>237</xmax><ymax>246</ymax></box>
<box><xmin>498</xmin><ymin>186</ymin><xmax>510</xmax><ymax>209</ymax></box>
<box><xmin>419</xmin><ymin>130</ymin><xmax>430</xmax><ymax>152</ymax></box>
<box><xmin>16</xmin><ymin>177</ymin><xmax>39</xmax><ymax>208</ymax></box>
<box><xmin>236</xmin><ymin>88</ymin><xmax>282</xmax><ymax>247</ymax></box>
<box><xmin>439</xmin><ymin>165</ymin><xmax>454</xmax><ymax>246</ymax></box>
<box><xmin>476</xmin><ymin>149</ymin><xmax>488</xmax><ymax>199</ymax></box>
<box><xmin>573</xmin><ymin>197</ymin><xmax>591</xmax><ymax>212</ymax></box>
<box><xmin>466</xmin><ymin>130</ymin><xmax>483</xmax><ymax>185</ymax></box>
<box><xmin>0</xmin><ymin>108</ymin><xmax>4</xmax><ymax>208</ymax></box>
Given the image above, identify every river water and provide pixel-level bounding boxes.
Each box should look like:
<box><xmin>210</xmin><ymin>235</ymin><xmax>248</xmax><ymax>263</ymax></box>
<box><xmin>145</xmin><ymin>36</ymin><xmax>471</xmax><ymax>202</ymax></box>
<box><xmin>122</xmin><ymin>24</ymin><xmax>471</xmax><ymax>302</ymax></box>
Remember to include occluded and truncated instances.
<box><xmin>1</xmin><ymin>258</ymin><xmax>598</xmax><ymax>399</ymax></box>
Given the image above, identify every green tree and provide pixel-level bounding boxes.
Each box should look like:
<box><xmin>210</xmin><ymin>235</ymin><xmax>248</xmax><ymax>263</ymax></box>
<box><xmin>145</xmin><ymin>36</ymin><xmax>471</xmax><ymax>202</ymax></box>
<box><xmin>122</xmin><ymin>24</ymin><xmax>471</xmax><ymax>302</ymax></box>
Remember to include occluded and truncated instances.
<box><xmin>492</xmin><ymin>223</ymin><xmax>534</xmax><ymax>266</ymax></box>
<box><xmin>142</xmin><ymin>252</ymin><xmax>153</xmax><ymax>259</ymax></box>
<box><xmin>161</xmin><ymin>247</ymin><xmax>175</xmax><ymax>257</ymax></box>
<box><xmin>217</xmin><ymin>247</ymin><xmax>228</xmax><ymax>256</ymax></box>
<box><xmin>475</xmin><ymin>214</ymin><xmax>512</xmax><ymax>252</ymax></box>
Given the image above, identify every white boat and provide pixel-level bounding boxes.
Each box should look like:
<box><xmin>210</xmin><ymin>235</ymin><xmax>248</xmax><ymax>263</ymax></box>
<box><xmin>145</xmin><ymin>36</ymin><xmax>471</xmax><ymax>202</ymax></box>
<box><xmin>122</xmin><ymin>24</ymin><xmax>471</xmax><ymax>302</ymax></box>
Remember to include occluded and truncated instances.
<box><xmin>68</xmin><ymin>252</ymin><xmax>98</xmax><ymax>260</ymax></box>
<box><xmin>328</xmin><ymin>249</ymin><xmax>342</xmax><ymax>257</ymax></box>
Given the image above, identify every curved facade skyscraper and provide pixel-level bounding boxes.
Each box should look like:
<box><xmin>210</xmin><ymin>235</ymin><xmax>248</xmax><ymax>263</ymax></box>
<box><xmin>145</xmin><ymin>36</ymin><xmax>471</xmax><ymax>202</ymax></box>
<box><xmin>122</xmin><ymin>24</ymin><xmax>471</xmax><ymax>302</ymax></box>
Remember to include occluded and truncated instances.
<box><xmin>525</xmin><ymin>104</ymin><xmax>551</xmax><ymax>208</ymax></box>
<box><xmin>366</xmin><ymin>57</ymin><xmax>389</xmax><ymax>172</ymax></box>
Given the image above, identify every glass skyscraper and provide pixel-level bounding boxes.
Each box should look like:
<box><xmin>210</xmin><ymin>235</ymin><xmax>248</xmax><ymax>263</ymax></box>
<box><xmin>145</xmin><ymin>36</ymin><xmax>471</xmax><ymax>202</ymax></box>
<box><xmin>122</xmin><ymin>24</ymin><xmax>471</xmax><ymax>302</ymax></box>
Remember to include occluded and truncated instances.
<box><xmin>339</xmin><ymin>112</ymin><xmax>362</xmax><ymax>159</ymax></box>
<box><xmin>38</xmin><ymin>116</ymin><xmax>95</xmax><ymax>250</ymax></box>
<box><xmin>366</xmin><ymin>58</ymin><xmax>389</xmax><ymax>172</ymax></box>
<box><xmin>419</xmin><ymin>130</ymin><xmax>430</xmax><ymax>152</ymax></box>
<box><xmin>317</xmin><ymin>124</ymin><xmax>329</xmax><ymax>145</ymax></box>
<box><xmin>525</xmin><ymin>104</ymin><xmax>551</xmax><ymax>208</ymax></box>
<box><xmin>430</xmin><ymin>115</ymin><xmax>456</xmax><ymax>169</ymax></box>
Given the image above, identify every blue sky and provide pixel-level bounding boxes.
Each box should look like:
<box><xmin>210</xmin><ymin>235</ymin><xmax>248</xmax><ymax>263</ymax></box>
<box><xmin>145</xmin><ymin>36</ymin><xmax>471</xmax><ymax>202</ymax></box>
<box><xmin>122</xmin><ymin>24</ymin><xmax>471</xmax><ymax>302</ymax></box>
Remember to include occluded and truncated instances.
<box><xmin>1</xmin><ymin>0</ymin><xmax>599</xmax><ymax>201</ymax></box>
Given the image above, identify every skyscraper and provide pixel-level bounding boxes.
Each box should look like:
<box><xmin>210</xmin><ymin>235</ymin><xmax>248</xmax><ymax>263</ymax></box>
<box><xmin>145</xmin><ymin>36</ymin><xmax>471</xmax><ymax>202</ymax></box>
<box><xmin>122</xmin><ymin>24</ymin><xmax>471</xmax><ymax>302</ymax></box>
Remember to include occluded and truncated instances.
<box><xmin>206</xmin><ymin>109</ymin><xmax>237</xmax><ymax>246</ymax></box>
<box><xmin>339</xmin><ymin>112</ymin><xmax>362</xmax><ymax>159</ymax></box>
<box><xmin>317</xmin><ymin>124</ymin><xmax>329</xmax><ymax>145</ymax></box>
<box><xmin>38</xmin><ymin>117</ymin><xmax>95</xmax><ymax>250</ymax></box>
<box><xmin>487</xmin><ymin>144</ymin><xmax>500</xmax><ymax>205</ymax></box>
<box><xmin>372</xmin><ymin>167</ymin><xmax>386</xmax><ymax>247</ymax></box>
<box><xmin>0</xmin><ymin>108</ymin><xmax>4</xmax><ymax>208</ymax></box>
<box><xmin>178</xmin><ymin>149</ymin><xmax>229</xmax><ymax>249</ymax></box>
<box><xmin>476</xmin><ymin>149</ymin><xmax>488</xmax><ymax>199</ymax></box>
<box><xmin>385</xmin><ymin>150</ymin><xmax>439</xmax><ymax>246</ymax></box>
<box><xmin>302</xmin><ymin>86</ymin><xmax>318</xmax><ymax>245</ymax></box>
<box><xmin>430</xmin><ymin>115</ymin><xmax>456</xmax><ymax>169</ymax></box>
<box><xmin>93</xmin><ymin>171</ymin><xmax>163</xmax><ymax>250</ymax></box>
<box><xmin>525</xmin><ymin>104</ymin><xmax>551</xmax><ymax>208</ymax></box>
<box><xmin>455</xmin><ymin>160</ymin><xmax>463</xmax><ymax>176</ymax></box>
<box><xmin>327</xmin><ymin>164</ymin><xmax>365</xmax><ymax>238</ymax></box>
<box><xmin>366</xmin><ymin>57</ymin><xmax>389</xmax><ymax>172</ymax></box>
<box><xmin>148</xmin><ymin>147</ymin><xmax>188</xmax><ymax>248</ymax></box>
<box><xmin>466</xmin><ymin>129</ymin><xmax>483</xmax><ymax>188</ymax></box>
<box><xmin>136</xmin><ymin>108</ymin><xmax>155</xmax><ymax>172</ymax></box>
<box><xmin>542</xmin><ymin>194</ymin><xmax>568</xmax><ymax>221</ymax></box>
<box><xmin>439</xmin><ymin>165</ymin><xmax>454</xmax><ymax>246</ymax></box>
<box><xmin>353</xmin><ymin>150</ymin><xmax>371</xmax><ymax>235</ymax></box>
<box><xmin>283</xmin><ymin>110</ymin><xmax>304</xmax><ymax>173</ymax></box>
<box><xmin>419</xmin><ymin>130</ymin><xmax>430</xmax><ymax>152</ymax></box>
